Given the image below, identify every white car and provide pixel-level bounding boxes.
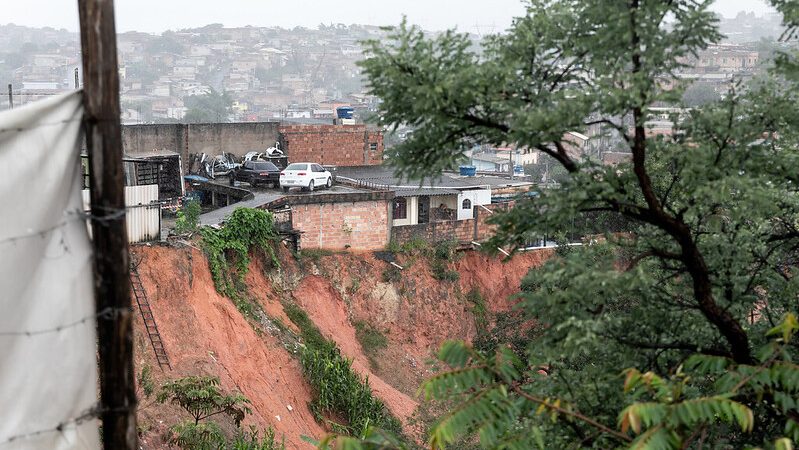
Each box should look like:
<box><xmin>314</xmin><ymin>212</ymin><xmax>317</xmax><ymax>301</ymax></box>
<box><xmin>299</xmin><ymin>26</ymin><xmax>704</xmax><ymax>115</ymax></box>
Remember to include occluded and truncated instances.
<box><xmin>279</xmin><ymin>163</ymin><xmax>333</xmax><ymax>192</ymax></box>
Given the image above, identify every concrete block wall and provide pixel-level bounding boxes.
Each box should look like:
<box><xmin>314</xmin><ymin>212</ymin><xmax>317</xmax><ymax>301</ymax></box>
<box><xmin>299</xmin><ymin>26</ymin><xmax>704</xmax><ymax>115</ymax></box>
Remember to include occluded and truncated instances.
<box><xmin>122</xmin><ymin>122</ymin><xmax>280</xmax><ymax>172</ymax></box>
<box><xmin>122</xmin><ymin>122</ymin><xmax>382</xmax><ymax>173</ymax></box>
<box><xmin>280</xmin><ymin>124</ymin><xmax>383</xmax><ymax>166</ymax></box>
<box><xmin>291</xmin><ymin>200</ymin><xmax>390</xmax><ymax>251</ymax></box>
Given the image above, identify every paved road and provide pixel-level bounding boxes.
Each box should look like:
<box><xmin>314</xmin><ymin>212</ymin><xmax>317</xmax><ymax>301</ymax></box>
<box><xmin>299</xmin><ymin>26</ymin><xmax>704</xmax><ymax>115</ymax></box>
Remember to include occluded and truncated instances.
<box><xmin>198</xmin><ymin>183</ymin><xmax>364</xmax><ymax>226</ymax></box>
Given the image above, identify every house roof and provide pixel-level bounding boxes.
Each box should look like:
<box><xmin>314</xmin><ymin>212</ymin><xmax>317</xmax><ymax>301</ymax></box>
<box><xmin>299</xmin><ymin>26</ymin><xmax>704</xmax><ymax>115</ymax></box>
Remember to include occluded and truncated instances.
<box><xmin>393</xmin><ymin>188</ymin><xmax>460</xmax><ymax>197</ymax></box>
<box><xmin>471</xmin><ymin>153</ymin><xmax>509</xmax><ymax>164</ymax></box>
<box><xmin>332</xmin><ymin>165</ymin><xmax>534</xmax><ymax>191</ymax></box>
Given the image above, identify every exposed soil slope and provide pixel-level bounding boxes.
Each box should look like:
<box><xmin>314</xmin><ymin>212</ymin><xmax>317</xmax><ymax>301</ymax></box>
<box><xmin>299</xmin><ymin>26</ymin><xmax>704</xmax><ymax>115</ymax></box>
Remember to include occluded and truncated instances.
<box><xmin>132</xmin><ymin>244</ymin><xmax>552</xmax><ymax>448</ymax></box>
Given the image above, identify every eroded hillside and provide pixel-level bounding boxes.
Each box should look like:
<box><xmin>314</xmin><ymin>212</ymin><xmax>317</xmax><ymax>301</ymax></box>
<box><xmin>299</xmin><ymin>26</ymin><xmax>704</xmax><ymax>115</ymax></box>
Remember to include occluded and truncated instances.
<box><xmin>131</xmin><ymin>242</ymin><xmax>552</xmax><ymax>449</ymax></box>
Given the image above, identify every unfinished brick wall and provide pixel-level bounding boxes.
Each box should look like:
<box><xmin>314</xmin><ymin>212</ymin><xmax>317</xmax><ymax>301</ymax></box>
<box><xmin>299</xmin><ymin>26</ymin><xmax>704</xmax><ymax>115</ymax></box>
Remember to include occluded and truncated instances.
<box><xmin>392</xmin><ymin>219</ymin><xmax>476</xmax><ymax>245</ymax></box>
<box><xmin>291</xmin><ymin>200</ymin><xmax>390</xmax><ymax>251</ymax></box>
<box><xmin>280</xmin><ymin>124</ymin><xmax>383</xmax><ymax>166</ymax></box>
<box><xmin>393</xmin><ymin>200</ymin><xmax>517</xmax><ymax>245</ymax></box>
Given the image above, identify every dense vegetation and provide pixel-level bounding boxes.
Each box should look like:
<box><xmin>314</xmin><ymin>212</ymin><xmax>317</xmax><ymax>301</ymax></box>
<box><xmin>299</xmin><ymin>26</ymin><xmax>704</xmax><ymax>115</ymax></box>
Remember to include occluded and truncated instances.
<box><xmin>283</xmin><ymin>303</ymin><xmax>402</xmax><ymax>438</ymax></box>
<box><xmin>351</xmin><ymin>0</ymin><xmax>799</xmax><ymax>448</ymax></box>
<box><xmin>201</xmin><ymin>207</ymin><xmax>280</xmax><ymax>298</ymax></box>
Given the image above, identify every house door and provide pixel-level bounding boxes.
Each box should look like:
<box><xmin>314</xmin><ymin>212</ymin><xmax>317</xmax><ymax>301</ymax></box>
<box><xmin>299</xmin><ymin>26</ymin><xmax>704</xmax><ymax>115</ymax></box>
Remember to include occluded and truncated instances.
<box><xmin>418</xmin><ymin>196</ymin><xmax>430</xmax><ymax>224</ymax></box>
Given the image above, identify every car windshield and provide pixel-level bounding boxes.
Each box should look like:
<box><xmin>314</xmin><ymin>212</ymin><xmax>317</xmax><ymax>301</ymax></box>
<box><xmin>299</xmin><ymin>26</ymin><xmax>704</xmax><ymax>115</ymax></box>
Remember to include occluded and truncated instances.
<box><xmin>251</xmin><ymin>162</ymin><xmax>278</xmax><ymax>171</ymax></box>
<box><xmin>285</xmin><ymin>163</ymin><xmax>308</xmax><ymax>170</ymax></box>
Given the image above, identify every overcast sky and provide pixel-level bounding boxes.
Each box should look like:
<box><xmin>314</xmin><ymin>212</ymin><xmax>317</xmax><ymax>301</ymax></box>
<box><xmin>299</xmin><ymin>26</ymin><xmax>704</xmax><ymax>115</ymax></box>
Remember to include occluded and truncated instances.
<box><xmin>4</xmin><ymin>0</ymin><xmax>777</xmax><ymax>34</ymax></box>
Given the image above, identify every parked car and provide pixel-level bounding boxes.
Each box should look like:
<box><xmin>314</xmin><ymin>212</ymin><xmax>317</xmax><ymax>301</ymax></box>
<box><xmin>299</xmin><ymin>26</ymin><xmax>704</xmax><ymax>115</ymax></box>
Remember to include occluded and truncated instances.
<box><xmin>234</xmin><ymin>160</ymin><xmax>281</xmax><ymax>187</ymax></box>
<box><xmin>279</xmin><ymin>163</ymin><xmax>333</xmax><ymax>192</ymax></box>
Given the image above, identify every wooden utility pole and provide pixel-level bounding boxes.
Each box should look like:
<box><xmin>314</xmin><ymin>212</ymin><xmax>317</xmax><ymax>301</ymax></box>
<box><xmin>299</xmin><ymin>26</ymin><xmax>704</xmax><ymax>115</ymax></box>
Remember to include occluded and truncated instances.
<box><xmin>77</xmin><ymin>0</ymin><xmax>137</xmax><ymax>449</ymax></box>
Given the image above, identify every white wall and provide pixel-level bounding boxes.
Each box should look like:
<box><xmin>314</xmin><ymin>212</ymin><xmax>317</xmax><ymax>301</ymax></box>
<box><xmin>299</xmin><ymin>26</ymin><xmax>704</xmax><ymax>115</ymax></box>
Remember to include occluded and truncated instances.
<box><xmin>391</xmin><ymin>196</ymin><xmax>418</xmax><ymax>226</ymax></box>
<box><xmin>82</xmin><ymin>184</ymin><xmax>161</xmax><ymax>243</ymax></box>
<box><xmin>457</xmin><ymin>189</ymin><xmax>491</xmax><ymax>220</ymax></box>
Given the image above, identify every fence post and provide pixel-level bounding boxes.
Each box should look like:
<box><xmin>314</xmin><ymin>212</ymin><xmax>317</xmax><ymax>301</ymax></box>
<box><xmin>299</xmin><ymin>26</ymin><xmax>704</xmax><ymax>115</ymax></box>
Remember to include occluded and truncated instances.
<box><xmin>78</xmin><ymin>0</ymin><xmax>138</xmax><ymax>448</ymax></box>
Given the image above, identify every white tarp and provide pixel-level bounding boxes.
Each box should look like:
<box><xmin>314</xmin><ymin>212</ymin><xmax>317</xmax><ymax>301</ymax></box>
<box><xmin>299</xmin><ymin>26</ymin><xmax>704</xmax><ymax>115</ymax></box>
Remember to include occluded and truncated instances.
<box><xmin>0</xmin><ymin>92</ymin><xmax>100</xmax><ymax>449</ymax></box>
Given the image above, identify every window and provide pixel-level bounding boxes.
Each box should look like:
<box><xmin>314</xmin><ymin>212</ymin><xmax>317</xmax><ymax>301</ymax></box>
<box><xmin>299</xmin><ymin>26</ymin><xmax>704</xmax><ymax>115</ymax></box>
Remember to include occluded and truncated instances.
<box><xmin>462</xmin><ymin>199</ymin><xmax>472</xmax><ymax>210</ymax></box>
<box><xmin>369</xmin><ymin>142</ymin><xmax>378</xmax><ymax>151</ymax></box>
<box><xmin>393</xmin><ymin>197</ymin><xmax>407</xmax><ymax>220</ymax></box>
<box><xmin>285</xmin><ymin>163</ymin><xmax>308</xmax><ymax>170</ymax></box>
<box><xmin>252</xmin><ymin>162</ymin><xmax>278</xmax><ymax>171</ymax></box>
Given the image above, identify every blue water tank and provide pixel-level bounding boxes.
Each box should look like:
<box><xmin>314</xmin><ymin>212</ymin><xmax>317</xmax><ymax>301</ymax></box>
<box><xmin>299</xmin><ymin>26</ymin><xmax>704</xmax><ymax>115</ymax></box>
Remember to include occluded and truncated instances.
<box><xmin>336</xmin><ymin>106</ymin><xmax>355</xmax><ymax>119</ymax></box>
<box><xmin>459</xmin><ymin>165</ymin><xmax>477</xmax><ymax>176</ymax></box>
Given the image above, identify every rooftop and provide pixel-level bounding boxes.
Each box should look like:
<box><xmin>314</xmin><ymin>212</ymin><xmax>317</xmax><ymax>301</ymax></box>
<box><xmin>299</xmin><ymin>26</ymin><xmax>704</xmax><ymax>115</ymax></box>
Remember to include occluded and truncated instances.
<box><xmin>332</xmin><ymin>165</ymin><xmax>534</xmax><ymax>192</ymax></box>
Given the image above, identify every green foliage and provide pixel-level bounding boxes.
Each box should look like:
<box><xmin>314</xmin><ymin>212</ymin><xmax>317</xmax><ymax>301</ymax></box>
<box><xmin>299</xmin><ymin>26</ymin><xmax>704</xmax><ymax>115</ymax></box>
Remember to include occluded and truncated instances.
<box><xmin>354</xmin><ymin>0</ymin><xmax>799</xmax><ymax>448</ymax></box>
<box><xmin>430</xmin><ymin>240</ymin><xmax>460</xmax><ymax>281</ymax></box>
<box><xmin>168</xmin><ymin>421</ymin><xmax>227</xmax><ymax>450</ymax></box>
<box><xmin>184</xmin><ymin>89</ymin><xmax>233</xmax><ymax>123</ymax></box>
<box><xmin>465</xmin><ymin>288</ymin><xmax>487</xmax><ymax>330</ymax></box>
<box><xmin>681</xmin><ymin>81</ymin><xmax>721</xmax><ymax>107</ymax></box>
<box><xmin>175</xmin><ymin>199</ymin><xmax>201</xmax><ymax>235</ymax></box>
<box><xmin>201</xmin><ymin>207</ymin><xmax>280</xmax><ymax>297</ymax></box>
<box><xmin>284</xmin><ymin>303</ymin><xmax>401</xmax><ymax>438</ymax></box>
<box><xmin>385</xmin><ymin>237</ymin><xmax>431</xmax><ymax>255</ymax></box>
<box><xmin>381</xmin><ymin>266</ymin><xmax>402</xmax><ymax>283</ymax></box>
<box><xmin>137</xmin><ymin>363</ymin><xmax>155</xmax><ymax>399</ymax></box>
<box><xmin>354</xmin><ymin>321</ymin><xmax>388</xmax><ymax>359</ymax></box>
<box><xmin>283</xmin><ymin>302</ymin><xmax>330</xmax><ymax>352</ymax></box>
<box><xmin>301</xmin><ymin>343</ymin><xmax>402</xmax><ymax>437</ymax></box>
<box><xmin>231</xmin><ymin>426</ymin><xmax>286</xmax><ymax>450</ymax></box>
<box><xmin>157</xmin><ymin>376</ymin><xmax>252</xmax><ymax>426</ymax></box>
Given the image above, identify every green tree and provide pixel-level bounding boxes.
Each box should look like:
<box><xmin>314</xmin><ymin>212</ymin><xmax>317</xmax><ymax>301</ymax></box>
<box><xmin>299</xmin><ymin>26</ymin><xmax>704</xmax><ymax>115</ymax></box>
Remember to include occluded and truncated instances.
<box><xmin>158</xmin><ymin>376</ymin><xmax>251</xmax><ymax>426</ymax></box>
<box><xmin>184</xmin><ymin>89</ymin><xmax>233</xmax><ymax>123</ymax></box>
<box><xmin>353</xmin><ymin>0</ymin><xmax>799</xmax><ymax>448</ymax></box>
<box><xmin>681</xmin><ymin>82</ymin><xmax>721</xmax><ymax>107</ymax></box>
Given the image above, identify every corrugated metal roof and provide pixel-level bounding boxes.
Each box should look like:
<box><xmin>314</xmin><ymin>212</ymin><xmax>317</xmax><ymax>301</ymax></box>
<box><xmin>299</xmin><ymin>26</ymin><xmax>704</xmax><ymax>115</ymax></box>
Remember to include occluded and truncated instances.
<box><xmin>393</xmin><ymin>188</ymin><xmax>460</xmax><ymax>197</ymax></box>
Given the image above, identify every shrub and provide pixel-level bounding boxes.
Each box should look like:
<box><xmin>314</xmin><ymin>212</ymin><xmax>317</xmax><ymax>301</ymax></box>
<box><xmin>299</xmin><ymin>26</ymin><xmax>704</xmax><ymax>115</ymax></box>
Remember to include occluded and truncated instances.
<box><xmin>175</xmin><ymin>199</ymin><xmax>201</xmax><ymax>235</ymax></box>
<box><xmin>157</xmin><ymin>375</ymin><xmax>251</xmax><ymax>426</ymax></box>
<box><xmin>430</xmin><ymin>259</ymin><xmax>460</xmax><ymax>281</ymax></box>
<box><xmin>230</xmin><ymin>426</ymin><xmax>285</xmax><ymax>450</ymax></box>
<box><xmin>381</xmin><ymin>266</ymin><xmax>402</xmax><ymax>283</ymax></box>
<box><xmin>354</xmin><ymin>321</ymin><xmax>388</xmax><ymax>357</ymax></box>
<box><xmin>201</xmin><ymin>208</ymin><xmax>280</xmax><ymax>297</ymax></box>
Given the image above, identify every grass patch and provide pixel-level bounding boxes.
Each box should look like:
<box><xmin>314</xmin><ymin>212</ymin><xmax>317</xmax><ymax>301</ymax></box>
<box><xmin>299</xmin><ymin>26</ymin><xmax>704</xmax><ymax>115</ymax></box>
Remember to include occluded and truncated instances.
<box><xmin>386</xmin><ymin>237</ymin><xmax>431</xmax><ymax>255</ymax></box>
<box><xmin>283</xmin><ymin>302</ymin><xmax>328</xmax><ymax>351</ymax></box>
<box><xmin>354</xmin><ymin>320</ymin><xmax>388</xmax><ymax>358</ymax></box>
<box><xmin>466</xmin><ymin>288</ymin><xmax>488</xmax><ymax>329</ymax></box>
<box><xmin>430</xmin><ymin>240</ymin><xmax>460</xmax><ymax>281</ymax></box>
<box><xmin>283</xmin><ymin>303</ymin><xmax>401</xmax><ymax>437</ymax></box>
<box><xmin>298</xmin><ymin>248</ymin><xmax>334</xmax><ymax>261</ymax></box>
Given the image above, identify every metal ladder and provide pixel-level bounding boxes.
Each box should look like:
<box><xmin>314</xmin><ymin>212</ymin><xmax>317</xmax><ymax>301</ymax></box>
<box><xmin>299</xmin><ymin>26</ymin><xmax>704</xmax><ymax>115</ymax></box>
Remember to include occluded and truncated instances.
<box><xmin>130</xmin><ymin>259</ymin><xmax>171</xmax><ymax>370</ymax></box>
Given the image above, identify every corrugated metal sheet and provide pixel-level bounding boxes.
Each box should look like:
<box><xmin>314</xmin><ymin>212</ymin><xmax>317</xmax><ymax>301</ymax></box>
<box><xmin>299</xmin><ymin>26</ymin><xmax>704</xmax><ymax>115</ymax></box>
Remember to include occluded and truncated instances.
<box><xmin>82</xmin><ymin>184</ymin><xmax>161</xmax><ymax>243</ymax></box>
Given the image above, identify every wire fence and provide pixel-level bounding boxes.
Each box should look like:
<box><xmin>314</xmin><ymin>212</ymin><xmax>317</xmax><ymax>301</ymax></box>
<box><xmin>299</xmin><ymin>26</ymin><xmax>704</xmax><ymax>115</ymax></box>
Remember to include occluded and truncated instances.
<box><xmin>0</xmin><ymin>94</ymin><xmax>128</xmax><ymax>448</ymax></box>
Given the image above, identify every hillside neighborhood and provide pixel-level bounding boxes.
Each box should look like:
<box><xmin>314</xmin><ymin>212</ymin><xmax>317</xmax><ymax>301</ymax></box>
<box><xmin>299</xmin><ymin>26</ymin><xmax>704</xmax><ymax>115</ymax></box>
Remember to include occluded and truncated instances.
<box><xmin>5</xmin><ymin>2</ymin><xmax>799</xmax><ymax>450</ymax></box>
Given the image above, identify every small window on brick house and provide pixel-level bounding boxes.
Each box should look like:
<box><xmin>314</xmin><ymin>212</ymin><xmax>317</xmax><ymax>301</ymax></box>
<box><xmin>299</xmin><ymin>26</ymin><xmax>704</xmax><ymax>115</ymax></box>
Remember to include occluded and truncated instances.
<box><xmin>369</xmin><ymin>142</ymin><xmax>378</xmax><ymax>151</ymax></box>
<box><xmin>393</xmin><ymin>197</ymin><xmax>407</xmax><ymax>220</ymax></box>
<box><xmin>462</xmin><ymin>199</ymin><xmax>472</xmax><ymax>210</ymax></box>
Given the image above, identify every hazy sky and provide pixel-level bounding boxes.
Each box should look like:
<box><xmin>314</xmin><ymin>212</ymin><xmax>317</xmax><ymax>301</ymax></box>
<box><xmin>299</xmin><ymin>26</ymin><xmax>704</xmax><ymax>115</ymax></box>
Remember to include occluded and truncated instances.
<box><xmin>5</xmin><ymin>0</ymin><xmax>777</xmax><ymax>34</ymax></box>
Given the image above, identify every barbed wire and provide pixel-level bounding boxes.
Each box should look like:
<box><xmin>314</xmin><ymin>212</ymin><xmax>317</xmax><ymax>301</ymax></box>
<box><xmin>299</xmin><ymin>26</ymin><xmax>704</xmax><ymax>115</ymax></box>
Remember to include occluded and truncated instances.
<box><xmin>0</xmin><ymin>207</ymin><xmax>133</xmax><ymax>247</ymax></box>
<box><xmin>0</xmin><ymin>306</ymin><xmax>133</xmax><ymax>337</ymax></box>
<box><xmin>0</xmin><ymin>404</ymin><xmax>113</xmax><ymax>447</ymax></box>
